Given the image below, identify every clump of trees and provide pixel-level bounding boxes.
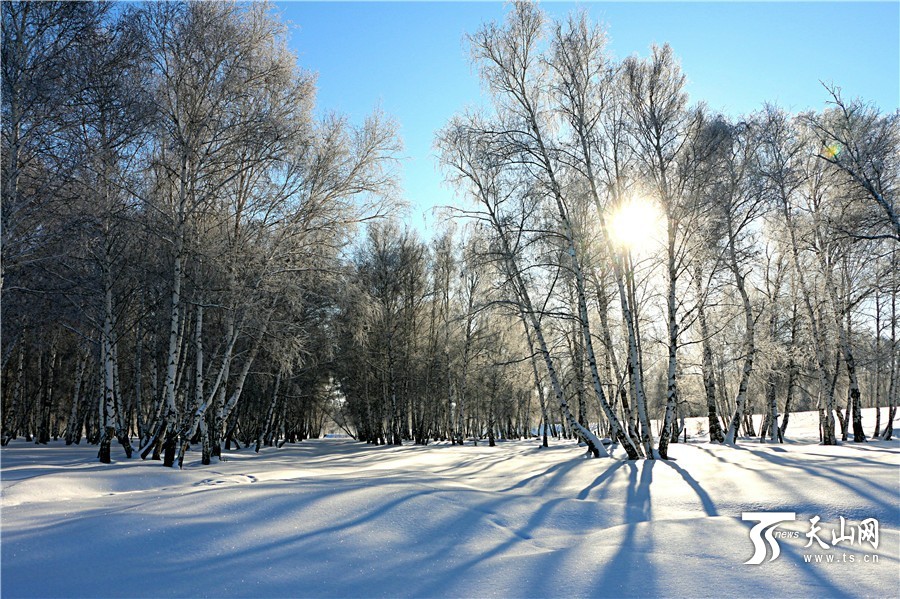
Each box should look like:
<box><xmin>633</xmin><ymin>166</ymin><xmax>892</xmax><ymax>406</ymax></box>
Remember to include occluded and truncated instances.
<box><xmin>2</xmin><ymin>1</ymin><xmax>897</xmax><ymax>466</ymax></box>
<box><xmin>1</xmin><ymin>1</ymin><xmax>400</xmax><ymax>465</ymax></box>
<box><xmin>435</xmin><ymin>2</ymin><xmax>899</xmax><ymax>458</ymax></box>
<box><xmin>333</xmin><ymin>223</ymin><xmax>539</xmax><ymax>446</ymax></box>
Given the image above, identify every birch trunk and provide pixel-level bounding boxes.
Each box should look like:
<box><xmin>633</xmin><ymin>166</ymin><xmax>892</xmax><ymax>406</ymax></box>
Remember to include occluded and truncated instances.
<box><xmin>594</xmin><ymin>278</ymin><xmax>638</xmax><ymax>445</ymax></box>
<box><xmin>724</xmin><ymin>238</ymin><xmax>756</xmax><ymax>445</ymax></box>
<box><xmin>659</xmin><ymin>216</ymin><xmax>679</xmax><ymax>458</ymax></box>
<box><xmin>256</xmin><ymin>371</ymin><xmax>281</xmax><ymax>453</ymax></box>
<box><xmin>1</xmin><ymin>343</ymin><xmax>25</xmax><ymax>446</ymax></box>
<box><xmin>780</xmin><ymin>301</ymin><xmax>799</xmax><ymax>437</ymax></box>
<box><xmin>571</xmin><ymin>313</ymin><xmax>587</xmax><ymax>429</ymax></box>
<box><xmin>218</xmin><ymin>320</ymin><xmax>268</xmax><ymax>452</ymax></box>
<box><xmin>161</xmin><ymin>153</ymin><xmax>189</xmax><ymax>467</ymax></box>
<box><xmin>781</xmin><ymin>200</ymin><xmax>836</xmax><ymax>444</ymax></box>
<box><xmin>110</xmin><ymin>338</ymin><xmax>132</xmax><ymax>456</ymax></box>
<box><xmin>882</xmin><ymin>276</ymin><xmax>897</xmax><ymax>441</ymax></box>
<box><xmin>815</xmin><ymin>244</ymin><xmax>866</xmax><ymax>442</ymax></box>
<box><xmin>540</xmin><ymin>151</ymin><xmax>636</xmax><ymax>458</ymax></box>
<box><xmin>456</xmin><ymin>290</ymin><xmax>476</xmax><ymax>446</ymax></box>
<box><xmin>496</xmin><ymin>218</ymin><xmax>614</xmax><ymax>458</ymax></box>
<box><xmin>581</xmin><ymin>146</ymin><xmax>649</xmax><ymax>458</ymax></box>
<box><xmin>765</xmin><ymin>273</ymin><xmax>783</xmax><ymax>443</ymax></box>
<box><xmin>143</xmin><ymin>358</ymin><xmax>159</xmax><ymax>448</ymax></box>
<box><xmin>99</xmin><ymin>320</ymin><xmax>117</xmax><ymax>463</ymax></box>
<box><xmin>521</xmin><ymin>314</ymin><xmax>550</xmax><ymax>448</ymax></box>
<box><xmin>37</xmin><ymin>339</ymin><xmax>57</xmax><ymax>444</ymax></box>
<box><xmin>176</xmin><ymin>303</ymin><xmax>205</xmax><ymax>468</ymax></box>
<box><xmin>65</xmin><ymin>353</ymin><xmax>88</xmax><ymax>445</ymax></box>
<box><xmin>210</xmin><ymin>311</ymin><xmax>239</xmax><ymax>460</ymax></box>
<box><xmin>874</xmin><ymin>292</ymin><xmax>883</xmax><ymax>438</ymax></box>
<box><xmin>133</xmin><ymin>321</ymin><xmax>145</xmax><ymax>443</ymax></box>
<box><xmin>161</xmin><ymin>241</ymin><xmax>184</xmax><ymax>465</ymax></box>
<box><xmin>695</xmin><ymin>266</ymin><xmax>725</xmax><ymax>442</ymax></box>
<box><xmin>387</xmin><ymin>328</ymin><xmax>401</xmax><ymax>446</ymax></box>
<box><xmin>765</xmin><ymin>369</ymin><xmax>780</xmax><ymax>443</ymax></box>
<box><xmin>839</xmin><ymin>292</ymin><xmax>865</xmax><ymax>443</ymax></box>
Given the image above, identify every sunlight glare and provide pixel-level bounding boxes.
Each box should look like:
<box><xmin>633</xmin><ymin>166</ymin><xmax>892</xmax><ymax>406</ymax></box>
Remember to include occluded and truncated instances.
<box><xmin>608</xmin><ymin>197</ymin><xmax>661</xmax><ymax>254</ymax></box>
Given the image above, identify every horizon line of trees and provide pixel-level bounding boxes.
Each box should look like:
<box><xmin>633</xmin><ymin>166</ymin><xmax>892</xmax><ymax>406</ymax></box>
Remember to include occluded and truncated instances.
<box><xmin>2</xmin><ymin>1</ymin><xmax>897</xmax><ymax>466</ymax></box>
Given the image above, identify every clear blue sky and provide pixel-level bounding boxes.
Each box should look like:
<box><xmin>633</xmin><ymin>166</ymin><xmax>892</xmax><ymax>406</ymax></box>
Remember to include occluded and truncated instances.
<box><xmin>278</xmin><ymin>1</ymin><xmax>900</xmax><ymax>236</ymax></box>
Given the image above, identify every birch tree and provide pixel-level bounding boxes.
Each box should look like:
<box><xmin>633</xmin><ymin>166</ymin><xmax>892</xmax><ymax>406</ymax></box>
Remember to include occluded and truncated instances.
<box><xmin>547</xmin><ymin>12</ymin><xmax>650</xmax><ymax>457</ymax></box>
<box><xmin>438</xmin><ymin>115</ymin><xmax>630</xmax><ymax>458</ymax></box>
<box><xmin>465</xmin><ymin>2</ymin><xmax>636</xmax><ymax>457</ymax></box>
<box><xmin>757</xmin><ymin>107</ymin><xmax>838</xmax><ymax>444</ymax></box>
<box><xmin>806</xmin><ymin>86</ymin><xmax>899</xmax><ymax>242</ymax></box>
<box><xmin>622</xmin><ymin>44</ymin><xmax>705</xmax><ymax>457</ymax></box>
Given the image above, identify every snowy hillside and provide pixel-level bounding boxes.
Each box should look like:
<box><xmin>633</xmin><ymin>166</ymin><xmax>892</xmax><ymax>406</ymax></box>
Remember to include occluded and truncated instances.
<box><xmin>2</xmin><ymin>408</ymin><xmax>898</xmax><ymax>599</ymax></box>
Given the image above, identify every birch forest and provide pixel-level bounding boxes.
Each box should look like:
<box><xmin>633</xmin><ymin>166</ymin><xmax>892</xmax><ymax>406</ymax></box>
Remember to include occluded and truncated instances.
<box><xmin>3</xmin><ymin>0</ymin><xmax>898</xmax><ymax>468</ymax></box>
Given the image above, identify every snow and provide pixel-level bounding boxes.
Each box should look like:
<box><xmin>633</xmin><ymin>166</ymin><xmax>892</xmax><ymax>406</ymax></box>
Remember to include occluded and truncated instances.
<box><xmin>2</xmin><ymin>408</ymin><xmax>898</xmax><ymax>598</ymax></box>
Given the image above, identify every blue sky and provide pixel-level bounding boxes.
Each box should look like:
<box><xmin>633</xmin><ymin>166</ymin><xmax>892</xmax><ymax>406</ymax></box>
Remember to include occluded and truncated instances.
<box><xmin>277</xmin><ymin>1</ymin><xmax>900</xmax><ymax>236</ymax></box>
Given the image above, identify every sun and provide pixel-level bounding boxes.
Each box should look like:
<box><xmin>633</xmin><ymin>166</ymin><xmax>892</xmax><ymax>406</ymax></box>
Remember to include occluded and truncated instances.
<box><xmin>608</xmin><ymin>197</ymin><xmax>661</xmax><ymax>254</ymax></box>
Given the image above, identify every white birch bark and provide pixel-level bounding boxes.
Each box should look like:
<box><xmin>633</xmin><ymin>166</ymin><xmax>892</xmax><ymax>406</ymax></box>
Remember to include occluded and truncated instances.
<box><xmin>456</xmin><ymin>276</ymin><xmax>477</xmax><ymax>445</ymax></box>
<box><xmin>882</xmin><ymin>269</ymin><xmax>897</xmax><ymax>440</ymax></box>
<box><xmin>659</xmin><ymin>218</ymin><xmax>680</xmax><ymax>457</ymax></box>
<box><xmin>818</xmin><ymin>256</ymin><xmax>866</xmax><ymax>442</ymax></box>
<box><xmin>99</xmin><ymin>303</ymin><xmax>118</xmax><ymax>463</ymax></box>
<box><xmin>786</xmin><ymin>217</ymin><xmax>837</xmax><ymax>444</ymax></box>
<box><xmin>210</xmin><ymin>308</ymin><xmax>240</xmax><ymax>460</ymax></box>
<box><xmin>490</xmin><ymin>198</ymin><xmax>612</xmax><ymax>457</ymax></box>
<box><xmin>724</xmin><ymin>230</ymin><xmax>756</xmax><ymax>445</ymax></box>
<box><xmin>176</xmin><ymin>302</ymin><xmax>205</xmax><ymax>468</ymax></box>
<box><xmin>549</xmin><ymin>15</ymin><xmax>649</xmax><ymax>457</ymax></box>
<box><xmin>520</xmin><ymin>313</ymin><xmax>551</xmax><ymax>448</ymax></box>
<box><xmin>161</xmin><ymin>181</ymin><xmax>186</xmax><ymax>466</ymax></box>
<box><xmin>526</xmin><ymin>101</ymin><xmax>635</xmax><ymax>458</ymax></box>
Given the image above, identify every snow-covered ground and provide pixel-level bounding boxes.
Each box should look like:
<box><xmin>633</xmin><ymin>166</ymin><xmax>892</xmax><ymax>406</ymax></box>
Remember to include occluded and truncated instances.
<box><xmin>2</xmin><ymin>408</ymin><xmax>898</xmax><ymax>598</ymax></box>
